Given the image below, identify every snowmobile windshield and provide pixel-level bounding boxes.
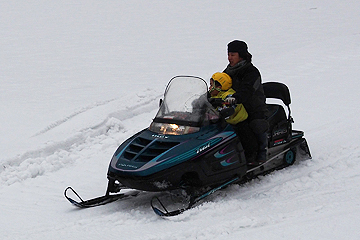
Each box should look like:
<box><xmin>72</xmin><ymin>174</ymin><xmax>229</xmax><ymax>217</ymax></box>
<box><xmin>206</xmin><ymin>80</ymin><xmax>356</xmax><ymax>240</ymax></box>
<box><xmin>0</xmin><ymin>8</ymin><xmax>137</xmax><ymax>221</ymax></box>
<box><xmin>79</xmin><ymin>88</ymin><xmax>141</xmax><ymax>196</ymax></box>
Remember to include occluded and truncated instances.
<box><xmin>149</xmin><ymin>76</ymin><xmax>219</xmax><ymax>135</ymax></box>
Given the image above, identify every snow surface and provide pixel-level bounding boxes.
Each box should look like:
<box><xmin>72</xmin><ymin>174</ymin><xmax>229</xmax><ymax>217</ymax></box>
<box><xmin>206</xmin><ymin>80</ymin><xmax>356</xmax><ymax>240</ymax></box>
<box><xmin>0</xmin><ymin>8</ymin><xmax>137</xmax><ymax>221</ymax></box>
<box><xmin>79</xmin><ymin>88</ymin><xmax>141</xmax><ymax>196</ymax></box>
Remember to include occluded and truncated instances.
<box><xmin>1</xmin><ymin>1</ymin><xmax>360</xmax><ymax>239</ymax></box>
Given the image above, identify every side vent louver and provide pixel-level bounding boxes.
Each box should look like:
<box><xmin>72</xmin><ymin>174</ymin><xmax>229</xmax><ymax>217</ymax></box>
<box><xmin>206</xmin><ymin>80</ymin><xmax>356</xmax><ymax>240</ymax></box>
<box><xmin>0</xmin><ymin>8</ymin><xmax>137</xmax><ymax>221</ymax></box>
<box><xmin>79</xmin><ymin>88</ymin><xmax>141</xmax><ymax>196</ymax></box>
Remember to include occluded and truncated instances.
<box><xmin>122</xmin><ymin>137</ymin><xmax>179</xmax><ymax>162</ymax></box>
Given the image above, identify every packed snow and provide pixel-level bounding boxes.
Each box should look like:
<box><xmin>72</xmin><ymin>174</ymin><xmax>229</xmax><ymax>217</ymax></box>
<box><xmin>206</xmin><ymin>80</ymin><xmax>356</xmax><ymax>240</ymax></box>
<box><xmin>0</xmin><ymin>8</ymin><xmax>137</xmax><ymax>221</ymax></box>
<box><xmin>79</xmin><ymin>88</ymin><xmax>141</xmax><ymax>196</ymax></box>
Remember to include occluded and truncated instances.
<box><xmin>1</xmin><ymin>1</ymin><xmax>360</xmax><ymax>239</ymax></box>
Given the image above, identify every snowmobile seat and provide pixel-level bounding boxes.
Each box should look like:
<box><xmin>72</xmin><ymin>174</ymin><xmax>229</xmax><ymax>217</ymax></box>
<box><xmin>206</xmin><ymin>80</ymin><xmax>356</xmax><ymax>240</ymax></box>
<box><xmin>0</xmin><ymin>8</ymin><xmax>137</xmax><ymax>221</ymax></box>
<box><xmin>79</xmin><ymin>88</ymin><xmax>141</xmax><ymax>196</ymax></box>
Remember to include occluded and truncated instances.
<box><xmin>263</xmin><ymin>82</ymin><xmax>293</xmax><ymax>147</ymax></box>
<box><xmin>263</xmin><ymin>82</ymin><xmax>291</xmax><ymax>106</ymax></box>
<box><xmin>265</xmin><ymin>104</ymin><xmax>290</xmax><ymax>146</ymax></box>
<box><xmin>263</xmin><ymin>81</ymin><xmax>292</xmax><ymax>121</ymax></box>
<box><xmin>266</xmin><ymin>104</ymin><xmax>287</xmax><ymax>129</ymax></box>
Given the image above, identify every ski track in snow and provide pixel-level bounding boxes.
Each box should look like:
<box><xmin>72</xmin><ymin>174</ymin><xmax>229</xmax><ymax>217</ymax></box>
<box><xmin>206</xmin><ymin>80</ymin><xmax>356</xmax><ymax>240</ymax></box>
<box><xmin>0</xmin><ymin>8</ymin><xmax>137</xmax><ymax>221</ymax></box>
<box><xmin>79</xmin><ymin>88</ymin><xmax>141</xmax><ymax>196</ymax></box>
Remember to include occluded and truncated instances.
<box><xmin>0</xmin><ymin>92</ymin><xmax>161</xmax><ymax>187</ymax></box>
<box><xmin>31</xmin><ymin>98</ymin><xmax>118</xmax><ymax>137</ymax></box>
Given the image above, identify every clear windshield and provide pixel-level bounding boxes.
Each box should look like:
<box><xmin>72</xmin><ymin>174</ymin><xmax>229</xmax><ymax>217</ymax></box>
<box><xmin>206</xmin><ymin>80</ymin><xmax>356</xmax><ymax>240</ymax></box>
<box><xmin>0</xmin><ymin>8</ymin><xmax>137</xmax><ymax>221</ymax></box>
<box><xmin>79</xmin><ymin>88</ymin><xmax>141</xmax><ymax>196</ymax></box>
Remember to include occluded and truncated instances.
<box><xmin>149</xmin><ymin>76</ymin><xmax>219</xmax><ymax>135</ymax></box>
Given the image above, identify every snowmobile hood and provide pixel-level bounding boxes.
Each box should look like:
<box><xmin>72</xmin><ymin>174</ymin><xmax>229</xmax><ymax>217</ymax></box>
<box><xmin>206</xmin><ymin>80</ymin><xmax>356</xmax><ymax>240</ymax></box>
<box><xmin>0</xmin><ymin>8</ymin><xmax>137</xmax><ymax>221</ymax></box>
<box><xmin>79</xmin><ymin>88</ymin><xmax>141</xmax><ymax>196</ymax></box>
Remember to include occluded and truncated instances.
<box><xmin>109</xmin><ymin>126</ymin><xmax>236</xmax><ymax>176</ymax></box>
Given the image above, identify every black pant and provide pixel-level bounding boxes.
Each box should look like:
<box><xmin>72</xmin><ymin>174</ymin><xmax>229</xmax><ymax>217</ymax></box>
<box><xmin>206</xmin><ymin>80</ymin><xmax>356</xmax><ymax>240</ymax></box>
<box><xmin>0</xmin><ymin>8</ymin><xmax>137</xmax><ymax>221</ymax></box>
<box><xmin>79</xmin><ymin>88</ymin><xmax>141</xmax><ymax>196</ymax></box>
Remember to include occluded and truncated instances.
<box><xmin>249</xmin><ymin>118</ymin><xmax>269</xmax><ymax>161</ymax></box>
<box><xmin>232</xmin><ymin>121</ymin><xmax>258</xmax><ymax>156</ymax></box>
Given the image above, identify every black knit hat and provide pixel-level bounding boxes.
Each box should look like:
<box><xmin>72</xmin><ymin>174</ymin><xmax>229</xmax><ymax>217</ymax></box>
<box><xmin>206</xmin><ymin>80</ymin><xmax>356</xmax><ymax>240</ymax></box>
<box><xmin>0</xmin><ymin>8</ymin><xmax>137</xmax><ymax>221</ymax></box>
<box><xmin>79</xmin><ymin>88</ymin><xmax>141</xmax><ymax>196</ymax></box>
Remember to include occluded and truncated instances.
<box><xmin>227</xmin><ymin>40</ymin><xmax>252</xmax><ymax>62</ymax></box>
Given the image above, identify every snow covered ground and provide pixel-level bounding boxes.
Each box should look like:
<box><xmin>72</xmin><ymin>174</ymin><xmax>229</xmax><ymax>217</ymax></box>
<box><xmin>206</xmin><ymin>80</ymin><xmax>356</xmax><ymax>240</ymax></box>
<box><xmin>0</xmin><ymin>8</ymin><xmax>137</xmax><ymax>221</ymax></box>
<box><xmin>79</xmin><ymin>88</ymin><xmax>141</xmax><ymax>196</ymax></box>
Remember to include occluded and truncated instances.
<box><xmin>1</xmin><ymin>1</ymin><xmax>360</xmax><ymax>239</ymax></box>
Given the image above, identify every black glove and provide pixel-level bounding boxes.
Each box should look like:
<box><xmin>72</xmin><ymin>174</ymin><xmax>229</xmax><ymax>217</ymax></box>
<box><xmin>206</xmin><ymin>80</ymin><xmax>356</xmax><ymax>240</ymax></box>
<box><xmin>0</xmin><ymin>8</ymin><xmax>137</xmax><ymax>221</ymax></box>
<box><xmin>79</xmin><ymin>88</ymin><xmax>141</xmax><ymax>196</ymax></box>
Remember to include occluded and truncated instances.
<box><xmin>208</xmin><ymin>98</ymin><xmax>224</xmax><ymax>108</ymax></box>
<box><xmin>219</xmin><ymin>107</ymin><xmax>235</xmax><ymax>119</ymax></box>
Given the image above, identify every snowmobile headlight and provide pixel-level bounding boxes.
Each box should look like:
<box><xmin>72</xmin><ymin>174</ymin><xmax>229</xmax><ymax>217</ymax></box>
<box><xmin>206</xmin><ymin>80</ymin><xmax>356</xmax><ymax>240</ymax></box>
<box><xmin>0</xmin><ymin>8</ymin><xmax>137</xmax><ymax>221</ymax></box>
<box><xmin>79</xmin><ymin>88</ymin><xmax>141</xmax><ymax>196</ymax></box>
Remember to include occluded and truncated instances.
<box><xmin>149</xmin><ymin>122</ymin><xmax>200</xmax><ymax>135</ymax></box>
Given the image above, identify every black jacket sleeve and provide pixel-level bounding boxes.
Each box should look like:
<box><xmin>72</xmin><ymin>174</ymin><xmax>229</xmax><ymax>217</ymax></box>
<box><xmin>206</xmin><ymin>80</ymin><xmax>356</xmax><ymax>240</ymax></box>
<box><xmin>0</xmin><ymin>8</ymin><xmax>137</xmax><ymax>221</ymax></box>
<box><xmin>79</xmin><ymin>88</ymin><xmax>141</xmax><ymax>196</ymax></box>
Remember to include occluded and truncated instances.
<box><xmin>231</xmin><ymin>66</ymin><xmax>261</xmax><ymax>105</ymax></box>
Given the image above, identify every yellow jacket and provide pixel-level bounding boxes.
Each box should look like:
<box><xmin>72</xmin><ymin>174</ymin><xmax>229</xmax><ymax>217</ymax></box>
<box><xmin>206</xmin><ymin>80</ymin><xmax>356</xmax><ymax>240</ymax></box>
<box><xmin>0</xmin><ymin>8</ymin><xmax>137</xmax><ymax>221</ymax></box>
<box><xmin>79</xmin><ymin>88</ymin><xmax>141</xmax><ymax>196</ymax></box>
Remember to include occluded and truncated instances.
<box><xmin>211</xmin><ymin>88</ymin><xmax>248</xmax><ymax>125</ymax></box>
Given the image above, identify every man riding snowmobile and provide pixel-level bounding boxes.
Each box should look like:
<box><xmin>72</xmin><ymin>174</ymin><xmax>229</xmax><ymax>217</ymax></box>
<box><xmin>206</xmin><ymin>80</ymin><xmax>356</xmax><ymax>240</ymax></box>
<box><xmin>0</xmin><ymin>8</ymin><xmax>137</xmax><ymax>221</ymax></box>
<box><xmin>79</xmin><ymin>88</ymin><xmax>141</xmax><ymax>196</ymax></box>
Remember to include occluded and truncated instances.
<box><xmin>223</xmin><ymin>40</ymin><xmax>269</xmax><ymax>165</ymax></box>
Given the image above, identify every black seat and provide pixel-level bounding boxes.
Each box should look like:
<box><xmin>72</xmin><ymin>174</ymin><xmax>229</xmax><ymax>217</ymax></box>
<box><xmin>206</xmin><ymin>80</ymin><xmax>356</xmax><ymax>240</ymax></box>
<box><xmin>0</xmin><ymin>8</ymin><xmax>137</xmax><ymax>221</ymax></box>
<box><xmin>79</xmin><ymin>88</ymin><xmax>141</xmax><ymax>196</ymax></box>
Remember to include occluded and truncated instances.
<box><xmin>263</xmin><ymin>82</ymin><xmax>291</xmax><ymax>106</ymax></box>
<box><xmin>263</xmin><ymin>82</ymin><xmax>293</xmax><ymax>147</ymax></box>
<box><xmin>266</xmin><ymin>104</ymin><xmax>287</xmax><ymax>130</ymax></box>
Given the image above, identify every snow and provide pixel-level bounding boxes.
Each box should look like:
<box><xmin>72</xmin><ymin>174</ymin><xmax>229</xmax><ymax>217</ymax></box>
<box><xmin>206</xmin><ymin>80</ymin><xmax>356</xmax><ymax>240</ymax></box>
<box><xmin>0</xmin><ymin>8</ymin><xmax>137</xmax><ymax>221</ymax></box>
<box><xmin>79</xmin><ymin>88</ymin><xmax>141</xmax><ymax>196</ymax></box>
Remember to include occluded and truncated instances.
<box><xmin>1</xmin><ymin>0</ymin><xmax>360</xmax><ymax>239</ymax></box>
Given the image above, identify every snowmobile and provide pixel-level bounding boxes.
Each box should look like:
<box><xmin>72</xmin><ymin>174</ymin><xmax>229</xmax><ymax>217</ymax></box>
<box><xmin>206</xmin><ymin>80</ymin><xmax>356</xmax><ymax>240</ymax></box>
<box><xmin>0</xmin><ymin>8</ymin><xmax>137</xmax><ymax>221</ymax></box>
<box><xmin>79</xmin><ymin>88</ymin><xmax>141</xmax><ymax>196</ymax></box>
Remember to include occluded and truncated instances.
<box><xmin>64</xmin><ymin>75</ymin><xmax>311</xmax><ymax>216</ymax></box>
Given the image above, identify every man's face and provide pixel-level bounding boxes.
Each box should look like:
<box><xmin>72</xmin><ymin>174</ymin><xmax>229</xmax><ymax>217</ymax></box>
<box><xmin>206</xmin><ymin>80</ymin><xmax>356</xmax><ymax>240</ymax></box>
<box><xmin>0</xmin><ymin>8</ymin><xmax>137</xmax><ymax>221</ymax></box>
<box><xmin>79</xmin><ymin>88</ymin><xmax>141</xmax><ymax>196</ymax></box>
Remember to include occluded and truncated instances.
<box><xmin>228</xmin><ymin>52</ymin><xmax>242</xmax><ymax>66</ymax></box>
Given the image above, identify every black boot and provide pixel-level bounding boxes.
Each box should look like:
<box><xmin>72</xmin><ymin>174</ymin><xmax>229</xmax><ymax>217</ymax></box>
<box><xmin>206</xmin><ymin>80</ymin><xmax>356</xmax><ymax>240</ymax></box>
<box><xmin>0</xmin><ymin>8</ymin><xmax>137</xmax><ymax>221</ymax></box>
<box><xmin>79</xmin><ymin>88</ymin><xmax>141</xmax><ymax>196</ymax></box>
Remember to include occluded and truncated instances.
<box><xmin>245</xmin><ymin>152</ymin><xmax>258</xmax><ymax>166</ymax></box>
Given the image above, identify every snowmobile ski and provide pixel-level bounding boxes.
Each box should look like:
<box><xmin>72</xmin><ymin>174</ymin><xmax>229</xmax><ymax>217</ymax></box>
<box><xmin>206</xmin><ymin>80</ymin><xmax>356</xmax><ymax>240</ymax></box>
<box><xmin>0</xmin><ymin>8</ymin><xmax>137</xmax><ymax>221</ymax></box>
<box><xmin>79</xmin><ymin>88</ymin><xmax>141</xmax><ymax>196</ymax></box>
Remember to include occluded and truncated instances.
<box><xmin>64</xmin><ymin>187</ymin><xmax>140</xmax><ymax>208</ymax></box>
<box><xmin>151</xmin><ymin>176</ymin><xmax>240</xmax><ymax>217</ymax></box>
